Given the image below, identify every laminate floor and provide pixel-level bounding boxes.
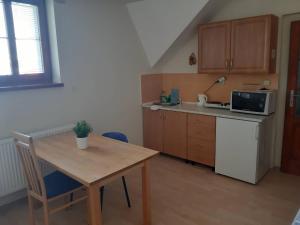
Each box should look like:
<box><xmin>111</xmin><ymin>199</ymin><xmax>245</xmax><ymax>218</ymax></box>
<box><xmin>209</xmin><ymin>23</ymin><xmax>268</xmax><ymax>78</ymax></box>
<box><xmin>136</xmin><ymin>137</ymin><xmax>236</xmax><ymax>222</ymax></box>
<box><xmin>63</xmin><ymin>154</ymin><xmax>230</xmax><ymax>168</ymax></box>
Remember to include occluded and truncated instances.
<box><xmin>0</xmin><ymin>155</ymin><xmax>299</xmax><ymax>225</ymax></box>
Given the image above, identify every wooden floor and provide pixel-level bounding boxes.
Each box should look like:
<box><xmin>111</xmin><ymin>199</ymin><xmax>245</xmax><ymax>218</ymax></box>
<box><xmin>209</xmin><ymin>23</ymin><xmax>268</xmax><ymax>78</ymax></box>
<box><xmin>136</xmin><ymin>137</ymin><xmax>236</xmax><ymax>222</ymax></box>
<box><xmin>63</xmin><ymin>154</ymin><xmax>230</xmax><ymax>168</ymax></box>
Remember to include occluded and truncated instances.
<box><xmin>0</xmin><ymin>155</ymin><xmax>300</xmax><ymax>225</ymax></box>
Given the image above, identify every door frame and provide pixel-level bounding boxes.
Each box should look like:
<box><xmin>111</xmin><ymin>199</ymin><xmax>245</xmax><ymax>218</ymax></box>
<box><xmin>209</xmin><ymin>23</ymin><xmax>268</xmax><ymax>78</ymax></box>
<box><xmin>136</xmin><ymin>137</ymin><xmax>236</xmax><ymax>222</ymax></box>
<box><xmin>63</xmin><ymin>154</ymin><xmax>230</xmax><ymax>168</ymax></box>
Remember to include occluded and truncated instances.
<box><xmin>275</xmin><ymin>13</ymin><xmax>300</xmax><ymax>167</ymax></box>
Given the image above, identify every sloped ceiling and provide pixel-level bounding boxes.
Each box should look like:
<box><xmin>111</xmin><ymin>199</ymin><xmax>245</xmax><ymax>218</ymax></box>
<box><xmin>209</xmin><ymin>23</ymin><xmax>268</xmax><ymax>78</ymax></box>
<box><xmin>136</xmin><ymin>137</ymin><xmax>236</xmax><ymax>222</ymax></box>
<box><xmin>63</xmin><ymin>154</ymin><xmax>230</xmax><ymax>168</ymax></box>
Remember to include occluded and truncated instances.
<box><xmin>126</xmin><ymin>0</ymin><xmax>210</xmax><ymax>67</ymax></box>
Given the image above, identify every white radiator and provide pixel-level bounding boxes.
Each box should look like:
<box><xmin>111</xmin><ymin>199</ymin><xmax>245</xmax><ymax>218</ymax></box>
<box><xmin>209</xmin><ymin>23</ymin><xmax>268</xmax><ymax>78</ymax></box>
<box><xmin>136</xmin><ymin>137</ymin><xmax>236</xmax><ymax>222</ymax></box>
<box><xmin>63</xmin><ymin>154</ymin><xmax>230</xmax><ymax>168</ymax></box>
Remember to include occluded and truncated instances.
<box><xmin>0</xmin><ymin>124</ymin><xmax>74</xmax><ymax>198</ymax></box>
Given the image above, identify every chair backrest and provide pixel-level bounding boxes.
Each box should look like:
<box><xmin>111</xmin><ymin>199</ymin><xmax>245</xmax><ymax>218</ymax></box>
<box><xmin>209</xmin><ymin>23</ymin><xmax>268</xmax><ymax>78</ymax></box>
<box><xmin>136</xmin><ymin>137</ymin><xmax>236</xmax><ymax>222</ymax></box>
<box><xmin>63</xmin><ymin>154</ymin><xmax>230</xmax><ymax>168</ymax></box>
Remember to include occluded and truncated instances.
<box><xmin>102</xmin><ymin>132</ymin><xmax>128</xmax><ymax>143</ymax></box>
<box><xmin>12</xmin><ymin>132</ymin><xmax>46</xmax><ymax>198</ymax></box>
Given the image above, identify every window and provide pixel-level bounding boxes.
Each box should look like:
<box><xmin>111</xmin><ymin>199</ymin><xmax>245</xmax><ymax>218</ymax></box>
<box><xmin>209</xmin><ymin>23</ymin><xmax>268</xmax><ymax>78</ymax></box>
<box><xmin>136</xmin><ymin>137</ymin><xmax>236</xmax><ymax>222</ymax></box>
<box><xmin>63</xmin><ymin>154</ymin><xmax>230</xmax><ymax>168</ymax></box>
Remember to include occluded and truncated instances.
<box><xmin>0</xmin><ymin>0</ymin><xmax>52</xmax><ymax>87</ymax></box>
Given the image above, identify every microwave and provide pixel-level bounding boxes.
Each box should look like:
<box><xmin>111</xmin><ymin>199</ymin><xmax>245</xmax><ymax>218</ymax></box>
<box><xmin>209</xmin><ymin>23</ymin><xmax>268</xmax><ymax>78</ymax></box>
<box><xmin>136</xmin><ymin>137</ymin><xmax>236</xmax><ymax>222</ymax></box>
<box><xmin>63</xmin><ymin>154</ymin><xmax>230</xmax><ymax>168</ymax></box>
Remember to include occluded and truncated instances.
<box><xmin>230</xmin><ymin>90</ymin><xmax>276</xmax><ymax>115</ymax></box>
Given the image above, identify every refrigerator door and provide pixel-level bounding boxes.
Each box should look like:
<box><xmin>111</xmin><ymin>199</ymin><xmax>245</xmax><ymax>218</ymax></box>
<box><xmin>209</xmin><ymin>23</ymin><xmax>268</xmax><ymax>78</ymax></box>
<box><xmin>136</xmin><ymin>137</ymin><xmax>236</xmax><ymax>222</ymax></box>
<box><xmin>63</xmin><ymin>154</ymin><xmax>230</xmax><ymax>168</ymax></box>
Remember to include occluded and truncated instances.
<box><xmin>215</xmin><ymin>117</ymin><xmax>260</xmax><ymax>184</ymax></box>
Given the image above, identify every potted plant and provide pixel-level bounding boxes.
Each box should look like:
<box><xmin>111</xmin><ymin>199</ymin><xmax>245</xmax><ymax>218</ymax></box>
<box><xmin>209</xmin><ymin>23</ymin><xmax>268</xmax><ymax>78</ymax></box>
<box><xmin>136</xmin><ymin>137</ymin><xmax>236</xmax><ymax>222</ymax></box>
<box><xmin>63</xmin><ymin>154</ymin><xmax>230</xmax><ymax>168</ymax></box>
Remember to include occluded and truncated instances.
<box><xmin>73</xmin><ymin>121</ymin><xmax>93</xmax><ymax>149</ymax></box>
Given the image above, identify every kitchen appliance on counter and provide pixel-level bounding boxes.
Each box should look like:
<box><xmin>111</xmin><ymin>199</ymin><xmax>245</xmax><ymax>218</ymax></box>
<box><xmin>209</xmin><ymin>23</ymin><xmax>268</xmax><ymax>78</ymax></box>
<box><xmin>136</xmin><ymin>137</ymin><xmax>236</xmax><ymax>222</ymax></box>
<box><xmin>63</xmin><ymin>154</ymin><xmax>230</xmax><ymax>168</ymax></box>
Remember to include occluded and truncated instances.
<box><xmin>199</xmin><ymin>76</ymin><xmax>227</xmax><ymax>108</ymax></box>
<box><xmin>204</xmin><ymin>101</ymin><xmax>230</xmax><ymax>110</ymax></box>
<box><xmin>197</xmin><ymin>94</ymin><xmax>208</xmax><ymax>106</ymax></box>
<box><xmin>170</xmin><ymin>88</ymin><xmax>180</xmax><ymax>105</ymax></box>
<box><xmin>156</xmin><ymin>88</ymin><xmax>180</xmax><ymax>106</ymax></box>
<box><xmin>230</xmin><ymin>90</ymin><xmax>276</xmax><ymax>115</ymax></box>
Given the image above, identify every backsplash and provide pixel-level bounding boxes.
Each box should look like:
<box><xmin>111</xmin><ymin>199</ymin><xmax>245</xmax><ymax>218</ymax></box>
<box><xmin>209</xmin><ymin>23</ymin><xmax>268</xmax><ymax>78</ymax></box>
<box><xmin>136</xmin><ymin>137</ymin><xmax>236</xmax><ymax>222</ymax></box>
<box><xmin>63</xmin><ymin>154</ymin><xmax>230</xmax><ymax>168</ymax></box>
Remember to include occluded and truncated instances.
<box><xmin>141</xmin><ymin>74</ymin><xmax>162</xmax><ymax>103</ymax></box>
<box><xmin>141</xmin><ymin>73</ymin><xmax>278</xmax><ymax>103</ymax></box>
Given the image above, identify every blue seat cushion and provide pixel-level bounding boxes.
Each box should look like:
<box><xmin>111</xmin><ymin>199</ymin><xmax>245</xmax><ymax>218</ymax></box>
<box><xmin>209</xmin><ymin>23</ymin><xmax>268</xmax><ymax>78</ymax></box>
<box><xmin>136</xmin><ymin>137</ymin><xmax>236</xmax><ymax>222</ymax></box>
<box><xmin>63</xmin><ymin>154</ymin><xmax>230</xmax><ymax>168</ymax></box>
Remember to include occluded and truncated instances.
<box><xmin>44</xmin><ymin>171</ymin><xmax>82</xmax><ymax>198</ymax></box>
<box><xmin>102</xmin><ymin>132</ymin><xmax>128</xmax><ymax>143</ymax></box>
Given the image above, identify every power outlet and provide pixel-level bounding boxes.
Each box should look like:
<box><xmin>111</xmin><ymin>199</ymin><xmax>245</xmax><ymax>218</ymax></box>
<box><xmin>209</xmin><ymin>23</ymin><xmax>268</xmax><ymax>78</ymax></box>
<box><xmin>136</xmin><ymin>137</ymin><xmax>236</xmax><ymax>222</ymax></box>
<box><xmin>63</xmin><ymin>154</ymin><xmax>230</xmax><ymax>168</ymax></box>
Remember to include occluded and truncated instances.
<box><xmin>263</xmin><ymin>80</ymin><xmax>271</xmax><ymax>86</ymax></box>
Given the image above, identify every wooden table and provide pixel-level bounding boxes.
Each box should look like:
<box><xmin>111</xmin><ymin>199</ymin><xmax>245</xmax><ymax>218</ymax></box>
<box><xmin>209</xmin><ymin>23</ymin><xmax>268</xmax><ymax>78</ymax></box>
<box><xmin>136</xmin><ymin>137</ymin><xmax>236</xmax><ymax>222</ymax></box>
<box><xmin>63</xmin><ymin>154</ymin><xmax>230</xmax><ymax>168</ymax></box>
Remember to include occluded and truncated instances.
<box><xmin>34</xmin><ymin>132</ymin><xmax>159</xmax><ymax>225</ymax></box>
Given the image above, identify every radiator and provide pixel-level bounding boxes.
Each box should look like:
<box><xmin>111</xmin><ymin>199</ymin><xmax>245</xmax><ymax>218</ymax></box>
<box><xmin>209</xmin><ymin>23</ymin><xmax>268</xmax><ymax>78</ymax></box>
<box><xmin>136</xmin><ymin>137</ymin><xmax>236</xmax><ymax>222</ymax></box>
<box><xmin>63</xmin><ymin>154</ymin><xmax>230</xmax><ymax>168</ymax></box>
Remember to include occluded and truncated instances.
<box><xmin>0</xmin><ymin>124</ymin><xmax>74</xmax><ymax>198</ymax></box>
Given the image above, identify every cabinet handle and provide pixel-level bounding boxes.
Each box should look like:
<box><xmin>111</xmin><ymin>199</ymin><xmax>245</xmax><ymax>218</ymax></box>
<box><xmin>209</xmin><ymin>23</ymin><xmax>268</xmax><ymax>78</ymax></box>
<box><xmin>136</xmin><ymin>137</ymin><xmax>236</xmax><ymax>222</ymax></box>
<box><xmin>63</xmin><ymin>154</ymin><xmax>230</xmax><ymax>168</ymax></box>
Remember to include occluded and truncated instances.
<box><xmin>290</xmin><ymin>90</ymin><xmax>295</xmax><ymax>108</ymax></box>
<box><xmin>225</xmin><ymin>60</ymin><xmax>228</xmax><ymax>68</ymax></box>
<box><xmin>230</xmin><ymin>59</ymin><xmax>233</xmax><ymax>69</ymax></box>
<box><xmin>255</xmin><ymin>125</ymin><xmax>260</xmax><ymax>140</ymax></box>
<box><xmin>271</xmin><ymin>49</ymin><xmax>276</xmax><ymax>60</ymax></box>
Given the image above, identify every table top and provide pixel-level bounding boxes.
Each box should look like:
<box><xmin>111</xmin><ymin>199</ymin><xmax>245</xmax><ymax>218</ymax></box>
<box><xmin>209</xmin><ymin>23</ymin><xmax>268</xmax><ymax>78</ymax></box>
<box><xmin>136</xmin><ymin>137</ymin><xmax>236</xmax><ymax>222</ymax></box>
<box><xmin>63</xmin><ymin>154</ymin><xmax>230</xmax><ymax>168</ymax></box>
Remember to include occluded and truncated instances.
<box><xmin>34</xmin><ymin>132</ymin><xmax>159</xmax><ymax>186</ymax></box>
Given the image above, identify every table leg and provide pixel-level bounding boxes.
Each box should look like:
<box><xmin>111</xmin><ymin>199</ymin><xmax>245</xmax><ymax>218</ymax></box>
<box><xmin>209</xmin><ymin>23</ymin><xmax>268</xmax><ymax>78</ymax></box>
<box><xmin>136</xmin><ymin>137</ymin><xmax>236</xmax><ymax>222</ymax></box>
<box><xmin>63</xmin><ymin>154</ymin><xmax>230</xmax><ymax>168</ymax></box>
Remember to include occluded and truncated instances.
<box><xmin>88</xmin><ymin>184</ymin><xmax>102</xmax><ymax>225</ymax></box>
<box><xmin>142</xmin><ymin>161</ymin><xmax>151</xmax><ymax>225</ymax></box>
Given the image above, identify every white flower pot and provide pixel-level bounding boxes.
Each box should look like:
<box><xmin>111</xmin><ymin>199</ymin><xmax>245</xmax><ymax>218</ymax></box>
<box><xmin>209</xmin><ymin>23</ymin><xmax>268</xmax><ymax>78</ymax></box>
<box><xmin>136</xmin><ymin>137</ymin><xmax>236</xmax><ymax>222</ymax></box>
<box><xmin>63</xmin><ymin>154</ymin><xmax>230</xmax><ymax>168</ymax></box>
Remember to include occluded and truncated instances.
<box><xmin>76</xmin><ymin>137</ymin><xmax>88</xmax><ymax>149</ymax></box>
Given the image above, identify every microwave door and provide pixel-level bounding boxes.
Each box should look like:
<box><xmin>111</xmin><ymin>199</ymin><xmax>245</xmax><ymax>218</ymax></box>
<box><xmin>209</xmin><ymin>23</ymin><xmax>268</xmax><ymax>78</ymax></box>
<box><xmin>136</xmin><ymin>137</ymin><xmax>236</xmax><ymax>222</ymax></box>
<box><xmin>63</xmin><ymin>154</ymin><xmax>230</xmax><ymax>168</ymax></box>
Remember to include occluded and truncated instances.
<box><xmin>232</xmin><ymin>93</ymin><xmax>266</xmax><ymax>113</ymax></box>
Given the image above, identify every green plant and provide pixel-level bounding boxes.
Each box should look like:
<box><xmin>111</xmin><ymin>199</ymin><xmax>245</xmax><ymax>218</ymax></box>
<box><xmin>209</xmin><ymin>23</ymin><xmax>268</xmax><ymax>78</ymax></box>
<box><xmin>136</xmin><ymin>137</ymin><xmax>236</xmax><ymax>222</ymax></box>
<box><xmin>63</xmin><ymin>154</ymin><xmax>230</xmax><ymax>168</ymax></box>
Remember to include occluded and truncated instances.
<box><xmin>73</xmin><ymin>121</ymin><xmax>93</xmax><ymax>138</ymax></box>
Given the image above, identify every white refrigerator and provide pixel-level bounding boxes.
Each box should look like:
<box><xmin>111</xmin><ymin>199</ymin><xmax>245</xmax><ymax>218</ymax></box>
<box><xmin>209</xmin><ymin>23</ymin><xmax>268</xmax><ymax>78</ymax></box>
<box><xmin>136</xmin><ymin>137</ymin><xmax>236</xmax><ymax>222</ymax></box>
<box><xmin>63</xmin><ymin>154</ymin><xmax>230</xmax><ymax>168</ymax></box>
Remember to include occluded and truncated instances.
<box><xmin>215</xmin><ymin>117</ymin><xmax>272</xmax><ymax>184</ymax></box>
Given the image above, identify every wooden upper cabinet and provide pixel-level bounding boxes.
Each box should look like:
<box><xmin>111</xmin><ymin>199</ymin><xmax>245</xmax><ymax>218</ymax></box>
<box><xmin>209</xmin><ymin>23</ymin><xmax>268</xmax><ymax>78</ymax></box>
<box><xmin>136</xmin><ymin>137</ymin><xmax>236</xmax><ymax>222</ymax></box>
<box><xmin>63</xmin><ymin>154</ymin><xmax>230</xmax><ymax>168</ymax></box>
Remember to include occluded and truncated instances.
<box><xmin>230</xmin><ymin>15</ymin><xmax>278</xmax><ymax>74</ymax></box>
<box><xmin>163</xmin><ymin>111</ymin><xmax>187</xmax><ymax>159</ymax></box>
<box><xmin>198</xmin><ymin>22</ymin><xmax>231</xmax><ymax>74</ymax></box>
<box><xmin>198</xmin><ymin>15</ymin><xmax>278</xmax><ymax>74</ymax></box>
<box><xmin>143</xmin><ymin>108</ymin><xmax>163</xmax><ymax>152</ymax></box>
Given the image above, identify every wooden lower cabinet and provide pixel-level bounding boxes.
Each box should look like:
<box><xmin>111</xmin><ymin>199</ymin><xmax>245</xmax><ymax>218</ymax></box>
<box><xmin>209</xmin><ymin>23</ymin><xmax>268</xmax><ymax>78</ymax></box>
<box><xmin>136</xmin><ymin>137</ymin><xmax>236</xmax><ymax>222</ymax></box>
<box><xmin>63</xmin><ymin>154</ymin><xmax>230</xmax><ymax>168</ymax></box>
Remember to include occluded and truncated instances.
<box><xmin>143</xmin><ymin>108</ymin><xmax>163</xmax><ymax>152</ymax></box>
<box><xmin>143</xmin><ymin>109</ymin><xmax>216</xmax><ymax>166</ymax></box>
<box><xmin>187</xmin><ymin>114</ymin><xmax>216</xmax><ymax>167</ymax></box>
<box><xmin>163</xmin><ymin>111</ymin><xmax>187</xmax><ymax>158</ymax></box>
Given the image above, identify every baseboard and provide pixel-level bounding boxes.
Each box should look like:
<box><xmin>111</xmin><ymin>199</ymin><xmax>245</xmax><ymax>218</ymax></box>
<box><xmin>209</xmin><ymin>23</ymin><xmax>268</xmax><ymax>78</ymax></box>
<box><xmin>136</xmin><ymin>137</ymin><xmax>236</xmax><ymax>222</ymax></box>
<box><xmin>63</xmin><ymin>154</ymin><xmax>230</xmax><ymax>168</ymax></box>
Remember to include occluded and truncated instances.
<box><xmin>0</xmin><ymin>189</ymin><xmax>26</xmax><ymax>207</ymax></box>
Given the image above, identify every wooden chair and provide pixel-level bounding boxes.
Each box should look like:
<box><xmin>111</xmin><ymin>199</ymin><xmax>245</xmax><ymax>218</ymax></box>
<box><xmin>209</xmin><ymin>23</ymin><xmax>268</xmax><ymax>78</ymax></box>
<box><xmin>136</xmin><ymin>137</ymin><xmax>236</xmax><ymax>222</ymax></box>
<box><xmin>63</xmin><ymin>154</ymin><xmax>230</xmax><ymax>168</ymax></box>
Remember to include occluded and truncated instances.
<box><xmin>12</xmin><ymin>131</ymin><xmax>88</xmax><ymax>225</ymax></box>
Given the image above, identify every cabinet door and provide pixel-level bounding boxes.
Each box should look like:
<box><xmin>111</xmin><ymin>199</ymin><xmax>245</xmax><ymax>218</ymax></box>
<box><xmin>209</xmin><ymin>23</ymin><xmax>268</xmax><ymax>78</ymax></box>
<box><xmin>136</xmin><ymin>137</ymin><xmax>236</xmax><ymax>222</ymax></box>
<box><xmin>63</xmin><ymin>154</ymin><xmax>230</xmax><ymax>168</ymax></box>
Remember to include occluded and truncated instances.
<box><xmin>230</xmin><ymin>15</ymin><xmax>277</xmax><ymax>74</ymax></box>
<box><xmin>187</xmin><ymin>114</ymin><xmax>216</xmax><ymax>166</ymax></box>
<box><xmin>143</xmin><ymin>108</ymin><xmax>163</xmax><ymax>151</ymax></box>
<box><xmin>198</xmin><ymin>22</ymin><xmax>231</xmax><ymax>74</ymax></box>
<box><xmin>215</xmin><ymin>118</ymin><xmax>260</xmax><ymax>184</ymax></box>
<box><xmin>163</xmin><ymin>111</ymin><xmax>187</xmax><ymax>159</ymax></box>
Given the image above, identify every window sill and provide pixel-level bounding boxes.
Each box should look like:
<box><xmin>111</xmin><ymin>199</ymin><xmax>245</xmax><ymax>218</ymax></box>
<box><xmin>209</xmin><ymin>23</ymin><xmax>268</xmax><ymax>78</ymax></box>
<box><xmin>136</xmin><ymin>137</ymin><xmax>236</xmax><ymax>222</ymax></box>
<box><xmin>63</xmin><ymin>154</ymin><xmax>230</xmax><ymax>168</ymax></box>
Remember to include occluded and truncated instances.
<box><xmin>0</xmin><ymin>83</ymin><xmax>64</xmax><ymax>92</ymax></box>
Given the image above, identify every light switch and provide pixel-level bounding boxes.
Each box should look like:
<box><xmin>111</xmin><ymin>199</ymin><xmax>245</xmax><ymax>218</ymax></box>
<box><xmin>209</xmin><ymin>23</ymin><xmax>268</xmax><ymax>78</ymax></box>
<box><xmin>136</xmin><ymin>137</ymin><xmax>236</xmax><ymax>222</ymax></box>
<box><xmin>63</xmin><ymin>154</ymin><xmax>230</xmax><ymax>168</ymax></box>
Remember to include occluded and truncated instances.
<box><xmin>263</xmin><ymin>80</ymin><xmax>271</xmax><ymax>86</ymax></box>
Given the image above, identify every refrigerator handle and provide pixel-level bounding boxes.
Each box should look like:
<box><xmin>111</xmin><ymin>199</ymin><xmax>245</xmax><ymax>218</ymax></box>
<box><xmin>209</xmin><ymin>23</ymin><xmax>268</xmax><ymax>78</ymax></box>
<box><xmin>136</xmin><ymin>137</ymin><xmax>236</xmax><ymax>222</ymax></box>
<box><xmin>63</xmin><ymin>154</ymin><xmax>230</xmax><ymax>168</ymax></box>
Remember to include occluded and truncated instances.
<box><xmin>255</xmin><ymin>125</ymin><xmax>259</xmax><ymax>140</ymax></box>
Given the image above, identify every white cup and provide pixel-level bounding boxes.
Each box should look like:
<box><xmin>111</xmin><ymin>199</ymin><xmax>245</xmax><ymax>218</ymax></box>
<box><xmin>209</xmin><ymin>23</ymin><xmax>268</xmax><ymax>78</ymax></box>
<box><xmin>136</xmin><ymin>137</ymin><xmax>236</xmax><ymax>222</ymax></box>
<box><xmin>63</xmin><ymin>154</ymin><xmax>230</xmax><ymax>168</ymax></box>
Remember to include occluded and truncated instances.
<box><xmin>197</xmin><ymin>94</ymin><xmax>208</xmax><ymax>106</ymax></box>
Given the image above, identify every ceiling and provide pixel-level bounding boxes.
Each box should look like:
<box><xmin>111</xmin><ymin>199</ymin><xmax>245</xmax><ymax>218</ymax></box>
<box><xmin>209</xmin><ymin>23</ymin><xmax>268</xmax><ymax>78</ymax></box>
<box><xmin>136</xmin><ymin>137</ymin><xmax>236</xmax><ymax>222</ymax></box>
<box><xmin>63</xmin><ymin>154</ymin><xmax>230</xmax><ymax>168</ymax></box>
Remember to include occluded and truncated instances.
<box><xmin>125</xmin><ymin>0</ymin><xmax>211</xmax><ymax>67</ymax></box>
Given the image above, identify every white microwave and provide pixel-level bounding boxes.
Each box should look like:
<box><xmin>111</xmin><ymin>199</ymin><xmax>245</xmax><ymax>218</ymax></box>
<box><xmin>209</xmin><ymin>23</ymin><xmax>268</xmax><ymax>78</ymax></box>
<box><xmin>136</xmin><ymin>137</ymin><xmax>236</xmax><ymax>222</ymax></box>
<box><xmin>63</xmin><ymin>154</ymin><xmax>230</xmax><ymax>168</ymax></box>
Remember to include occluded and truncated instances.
<box><xmin>230</xmin><ymin>90</ymin><xmax>276</xmax><ymax>115</ymax></box>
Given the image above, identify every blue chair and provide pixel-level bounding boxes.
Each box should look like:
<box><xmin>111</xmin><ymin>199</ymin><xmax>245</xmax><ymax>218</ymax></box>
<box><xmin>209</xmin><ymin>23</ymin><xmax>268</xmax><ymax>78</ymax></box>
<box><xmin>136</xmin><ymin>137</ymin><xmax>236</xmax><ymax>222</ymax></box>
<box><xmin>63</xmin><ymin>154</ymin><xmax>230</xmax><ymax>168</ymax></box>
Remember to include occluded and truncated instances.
<box><xmin>12</xmin><ymin>131</ymin><xmax>87</xmax><ymax>225</ymax></box>
<box><xmin>44</xmin><ymin>171</ymin><xmax>82</xmax><ymax>198</ymax></box>
<box><xmin>101</xmin><ymin>132</ymin><xmax>131</xmax><ymax>210</ymax></box>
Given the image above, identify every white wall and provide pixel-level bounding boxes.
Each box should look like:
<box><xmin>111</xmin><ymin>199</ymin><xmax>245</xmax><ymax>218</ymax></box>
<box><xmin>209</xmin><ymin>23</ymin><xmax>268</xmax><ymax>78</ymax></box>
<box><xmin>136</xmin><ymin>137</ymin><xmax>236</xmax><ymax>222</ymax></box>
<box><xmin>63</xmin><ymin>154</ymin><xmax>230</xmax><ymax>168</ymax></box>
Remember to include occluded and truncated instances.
<box><xmin>153</xmin><ymin>0</ymin><xmax>300</xmax><ymax>167</ymax></box>
<box><xmin>0</xmin><ymin>0</ymin><xmax>149</xmax><ymax>144</ymax></box>
<box><xmin>154</xmin><ymin>32</ymin><xmax>198</xmax><ymax>73</ymax></box>
<box><xmin>154</xmin><ymin>0</ymin><xmax>300</xmax><ymax>73</ymax></box>
<box><xmin>126</xmin><ymin>0</ymin><xmax>210</xmax><ymax>67</ymax></box>
<box><xmin>210</xmin><ymin>0</ymin><xmax>300</xmax><ymax>21</ymax></box>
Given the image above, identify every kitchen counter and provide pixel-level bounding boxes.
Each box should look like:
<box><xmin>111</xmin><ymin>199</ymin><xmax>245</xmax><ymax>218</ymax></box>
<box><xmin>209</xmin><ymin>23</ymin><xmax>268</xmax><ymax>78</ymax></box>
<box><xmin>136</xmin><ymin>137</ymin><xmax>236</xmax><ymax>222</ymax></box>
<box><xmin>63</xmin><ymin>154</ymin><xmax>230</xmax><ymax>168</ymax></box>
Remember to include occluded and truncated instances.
<box><xmin>142</xmin><ymin>102</ymin><xmax>268</xmax><ymax>122</ymax></box>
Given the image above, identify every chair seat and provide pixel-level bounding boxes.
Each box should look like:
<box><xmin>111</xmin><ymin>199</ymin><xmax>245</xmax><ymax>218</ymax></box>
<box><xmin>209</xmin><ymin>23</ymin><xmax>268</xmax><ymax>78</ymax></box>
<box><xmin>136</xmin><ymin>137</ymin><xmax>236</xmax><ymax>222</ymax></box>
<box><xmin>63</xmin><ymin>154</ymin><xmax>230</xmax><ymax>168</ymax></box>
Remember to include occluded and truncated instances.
<box><xmin>44</xmin><ymin>171</ymin><xmax>82</xmax><ymax>198</ymax></box>
<box><xmin>102</xmin><ymin>132</ymin><xmax>128</xmax><ymax>143</ymax></box>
